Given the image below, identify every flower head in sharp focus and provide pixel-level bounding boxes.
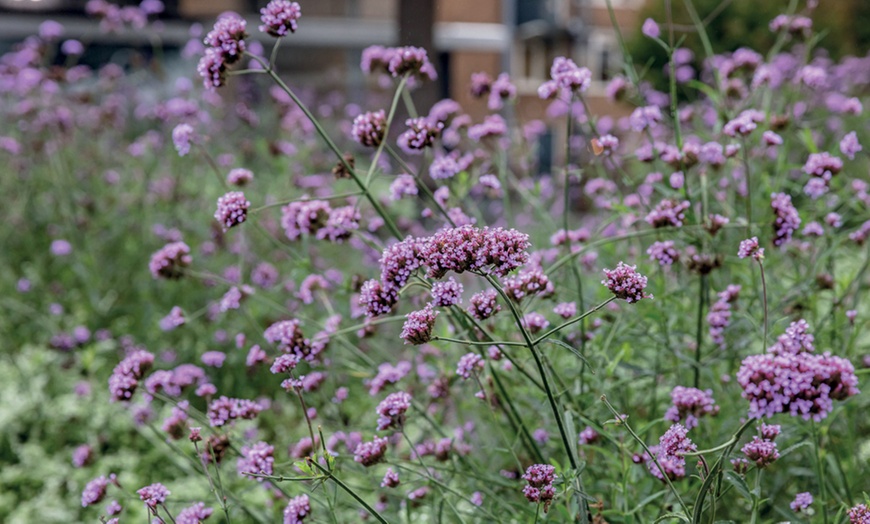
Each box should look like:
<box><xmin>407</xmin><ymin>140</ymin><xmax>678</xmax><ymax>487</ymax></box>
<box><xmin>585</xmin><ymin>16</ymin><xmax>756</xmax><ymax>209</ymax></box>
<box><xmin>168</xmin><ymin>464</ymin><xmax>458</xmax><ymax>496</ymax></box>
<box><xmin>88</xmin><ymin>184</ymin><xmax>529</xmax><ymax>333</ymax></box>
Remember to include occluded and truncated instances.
<box><xmin>400</xmin><ymin>305</ymin><xmax>438</xmax><ymax>345</ymax></box>
<box><xmin>259</xmin><ymin>0</ymin><xmax>301</xmax><ymax>37</ymax></box>
<box><xmin>351</xmin><ymin>110</ymin><xmax>387</xmax><ymax>148</ymax></box>
<box><xmin>214</xmin><ymin>191</ymin><xmax>250</xmax><ymax>232</ymax></box>
<box><xmin>602</xmin><ymin>262</ymin><xmax>652</xmax><ymax>303</ymax></box>
<box><xmin>375</xmin><ymin>391</ymin><xmax>412</xmax><ymax>431</ymax></box>
<box><xmin>521</xmin><ymin>464</ymin><xmax>556</xmax><ymax>512</ymax></box>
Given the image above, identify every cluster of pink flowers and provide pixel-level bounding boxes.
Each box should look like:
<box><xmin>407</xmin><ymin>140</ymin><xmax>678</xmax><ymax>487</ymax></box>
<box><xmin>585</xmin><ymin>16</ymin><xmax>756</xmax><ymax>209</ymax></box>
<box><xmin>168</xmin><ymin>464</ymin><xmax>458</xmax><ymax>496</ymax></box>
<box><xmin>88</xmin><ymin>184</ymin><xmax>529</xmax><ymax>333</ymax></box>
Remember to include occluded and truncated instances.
<box><xmin>644</xmin><ymin>424</ymin><xmax>697</xmax><ymax>481</ymax></box>
<box><xmin>646</xmin><ymin>199</ymin><xmax>691</xmax><ymax>228</ymax></box>
<box><xmin>351</xmin><ymin>110</ymin><xmax>386</xmax><ymax>148</ymax></box>
<box><xmin>237</xmin><ymin>441</ymin><xmax>275</xmax><ymax>481</ymax></box>
<box><xmin>647</xmin><ymin>240</ymin><xmax>681</xmax><ymax>266</ymax></box>
<box><xmin>468</xmin><ymin>289</ymin><xmax>501</xmax><ymax>320</ymax></box>
<box><xmin>206</xmin><ymin>396</ymin><xmax>264</xmax><ymax>427</ymax></box>
<box><xmin>137</xmin><ymin>482</ymin><xmax>170</xmax><ymax>512</ymax></box>
<box><xmin>149</xmin><ymin>241</ymin><xmax>192</xmax><ymax>279</ymax></box>
<box><xmin>602</xmin><ymin>262</ymin><xmax>652</xmax><ymax>303</ymax></box>
<box><xmin>707</xmin><ymin>285</ymin><xmax>740</xmax><ymax>348</ymax></box>
<box><xmin>375</xmin><ymin>391</ymin><xmax>412</xmax><ymax>430</ymax></box>
<box><xmin>259</xmin><ymin>0</ymin><xmax>302</xmax><ymax>37</ymax></box>
<box><xmin>770</xmin><ymin>192</ymin><xmax>801</xmax><ymax>246</ymax></box>
<box><xmin>198</xmin><ymin>13</ymin><xmax>247</xmax><ymax>90</ymax></box>
<box><xmin>108</xmin><ymin>349</ymin><xmax>154</xmax><ymax>402</ymax></box>
<box><xmin>741</xmin><ymin>425</ymin><xmax>781</xmax><ymax>468</ymax></box>
<box><xmin>283</xmin><ymin>494</ymin><xmax>311</xmax><ymax>524</ymax></box>
<box><xmin>664</xmin><ymin>386</ymin><xmax>719</xmax><ymax>429</ymax></box>
<box><xmin>354</xmin><ymin>436</ymin><xmax>388</xmax><ymax>466</ymax></box>
<box><xmin>214</xmin><ymin>191</ymin><xmax>250</xmax><ymax>232</ymax></box>
<box><xmin>538</xmin><ymin>57</ymin><xmax>592</xmax><ymax>100</ymax></box>
<box><xmin>521</xmin><ymin>464</ymin><xmax>556</xmax><ymax>512</ymax></box>
<box><xmin>737</xmin><ymin>320</ymin><xmax>859</xmax><ymax>420</ymax></box>
<box><xmin>361</xmin><ymin>45</ymin><xmax>437</xmax><ymax>81</ymax></box>
<box><xmin>738</xmin><ymin>237</ymin><xmax>764</xmax><ymax>260</ymax></box>
<box><xmin>281</xmin><ymin>199</ymin><xmax>359</xmax><ymax>242</ymax></box>
<box><xmin>400</xmin><ymin>305</ymin><xmax>438</xmax><ymax>345</ymax></box>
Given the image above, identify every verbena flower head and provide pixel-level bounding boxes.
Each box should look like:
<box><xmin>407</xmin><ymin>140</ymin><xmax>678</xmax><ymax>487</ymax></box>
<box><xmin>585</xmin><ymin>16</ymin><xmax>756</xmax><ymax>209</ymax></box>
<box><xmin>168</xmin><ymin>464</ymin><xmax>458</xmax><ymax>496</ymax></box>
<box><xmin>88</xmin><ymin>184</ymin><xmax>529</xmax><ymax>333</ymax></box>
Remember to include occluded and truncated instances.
<box><xmin>468</xmin><ymin>289</ymin><xmax>501</xmax><ymax>320</ymax></box>
<box><xmin>398</xmin><ymin>117</ymin><xmax>443</xmax><ymax>152</ymax></box>
<box><xmin>215</xmin><ymin>191</ymin><xmax>250</xmax><ymax>232</ymax></box>
<box><xmin>204</xmin><ymin>13</ymin><xmax>247</xmax><ymax>63</ymax></box>
<box><xmin>523</xmin><ymin>312</ymin><xmax>550</xmax><ymax>334</ymax></box>
<box><xmin>177</xmin><ymin>502</ymin><xmax>214</xmax><ymax>524</ymax></box>
<box><xmin>388</xmin><ymin>46</ymin><xmax>437</xmax><ymax>81</ymax></box>
<box><xmin>389</xmin><ymin>174</ymin><xmax>418</xmax><ymax>200</ymax></box>
<box><xmin>351</xmin><ymin>110</ymin><xmax>386</xmax><ymax>147</ymax></box>
<box><xmin>284</xmin><ymin>494</ymin><xmax>311</xmax><ymax>524</ymax></box>
<box><xmin>629</xmin><ymin>106</ymin><xmax>663</xmax><ymax>132</ymax></box>
<box><xmin>149</xmin><ymin>241</ymin><xmax>192</xmax><ymax>279</ymax></box>
<box><xmin>281</xmin><ymin>199</ymin><xmax>331</xmax><ymax>241</ymax></box>
<box><xmin>259</xmin><ymin>0</ymin><xmax>301</xmax><ymax>37</ymax></box>
<box><xmin>264</xmin><ymin>319</ymin><xmax>312</xmax><ymax>359</ymax></box>
<box><xmin>790</xmin><ymin>492</ymin><xmax>813</xmax><ymax>512</ymax></box>
<box><xmin>771</xmin><ymin>192</ymin><xmax>801</xmax><ymax>246</ymax></box>
<box><xmin>456</xmin><ymin>352</ymin><xmax>485</xmax><ymax>379</ymax></box>
<box><xmin>741</xmin><ymin>436</ymin><xmax>779</xmax><ymax>467</ymax></box>
<box><xmin>227</xmin><ymin>168</ymin><xmax>253</xmax><ymax>186</ymax></box>
<box><xmin>665</xmin><ymin>386</ymin><xmax>719</xmax><ymax>429</ymax></box>
<box><xmin>400</xmin><ymin>305</ymin><xmax>438</xmax><ymax>345</ymax></box>
<box><xmin>602</xmin><ymin>262</ymin><xmax>652</xmax><ymax>303</ymax></box>
<box><xmin>431</xmin><ymin>277</ymin><xmax>463</xmax><ymax>307</ymax></box>
<box><xmin>359</xmin><ymin>279</ymin><xmax>398</xmax><ymax>317</ymax></box>
<box><xmin>354</xmin><ymin>436</ymin><xmax>388</xmax><ymax>466</ymax></box>
<box><xmin>137</xmin><ymin>482</ymin><xmax>170</xmax><ymax>511</ymax></box>
<box><xmin>381</xmin><ymin>468</ymin><xmax>400</xmax><ymax>488</ymax></box>
<box><xmin>642</xmin><ymin>18</ymin><xmax>660</xmax><ymax>38</ymax></box>
<box><xmin>646</xmin><ymin>199</ymin><xmax>690</xmax><ymax>228</ymax></box>
<box><xmin>206</xmin><ymin>396</ymin><xmax>263</xmax><ymax>427</ymax></box>
<box><xmin>849</xmin><ymin>504</ymin><xmax>870</xmax><ymax>523</ymax></box>
<box><xmin>521</xmin><ymin>464</ymin><xmax>556</xmax><ymax>512</ymax></box>
<box><xmin>738</xmin><ymin>237</ymin><xmax>764</xmax><ymax>260</ymax></box>
<box><xmin>840</xmin><ymin>131</ymin><xmax>862</xmax><ymax>160</ymax></box>
<box><xmin>503</xmin><ymin>269</ymin><xmax>554</xmax><ymax>303</ymax></box>
<box><xmin>237</xmin><ymin>441</ymin><xmax>274</xmax><ymax>481</ymax></box>
<box><xmin>647</xmin><ymin>240</ymin><xmax>680</xmax><ymax>266</ymax></box>
<box><xmin>172</xmin><ymin>123</ymin><xmax>195</xmax><ymax>156</ymax></box>
<box><xmin>723</xmin><ymin>109</ymin><xmax>764</xmax><ymax>137</ymax></box>
<box><xmin>737</xmin><ymin>320</ymin><xmax>859</xmax><ymax>420</ymax></box>
<box><xmin>82</xmin><ymin>474</ymin><xmax>115</xmax><ymax>507</ymax></box>
<box><xmin>488</xmin><ymin>72</ymin><xmax>517</xmax><ymax>110</ymax></box>
<box><xmin>376</xmin><ymin>391</ymin><xmax>412</xmax><ymax>430</ymax></box>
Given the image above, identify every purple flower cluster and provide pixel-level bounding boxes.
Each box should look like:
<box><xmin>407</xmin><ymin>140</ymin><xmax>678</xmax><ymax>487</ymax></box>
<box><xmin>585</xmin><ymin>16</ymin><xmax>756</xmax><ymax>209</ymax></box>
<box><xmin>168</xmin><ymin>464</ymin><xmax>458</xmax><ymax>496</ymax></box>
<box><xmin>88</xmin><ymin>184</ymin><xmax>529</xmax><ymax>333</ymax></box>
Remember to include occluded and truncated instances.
<box><xmin>664</xmin><ymin>386</ymin><xmax>719</xmax><ymax>429</ymax></box>
<box><xmin>281</xmin><ymin>199</ymin><xmax>358</xmax><ymax>243</ymax></box>
<box><xmin>359</xmin><ymin>279</ymin><xmax>399</xmax><ymax>317</ymax></box>
<box><xmin>468</xmin><ymin>114</ymin><xmax>508</xmax><ymax>141</ymax></box>
<box><xmin>488</xmin><ymin>73</ymin><xmax>516</xmax><ymax>110</ymax></box>
<box><xmin>108</xmin><ymin>349</ymin><xmax>154</xmax><ymax>402</ymax></box>
<box><xmin>172</xmin><ymin>123</ymin><xmax>195</xmax><ymax>156</ymax></box>
<box><xmin>468</xmin><ymin>289</ymin><xmax>501</xmax><ymax>320</ymax></box>
<box><xmin>521</xmin><ymin>464</ymin><xmax>556</xmax><ymax>512</ymax></box>
<box><xmin>283</xmin><ymin>494</ymin><xmax>311</xmax><ymax>524</ymax></box>
<box><xmin>237</xmin><ymin>441</ymin><xmax>274</xmax><ymax>481</ymax></box>
<box><xmin>422</xmin><ymin>226</ymin><xmax>531</xmax><ymax>279</ymax></box>
<box><xmin>646</xmin><ymin>199</ymin><xmax>691</xmax><ymax>228</ymax></box>
<box><xmin>629</xmin><ymin>106</ymin><xmax>663</xmax><ymax>132</ymax></box>
<box><xmin>398</xmin><ymin>117</ymin><xmax>444</xmax><ymax>152</ymax></box>
<box><xmin>366</xmin><ymin>360</ymin><xmax>412</xmax><ymax>395</ymax></box>
<box><xmin>770</xmin><ymin>192</ymin><xmax>801</xmax><ymax>246</ymax></box>
<box><xmin>351</xmin><ymin>110</ymin><xmax>386</xmax><ymax>148</ymax></box>
<box><xmin>553</xmin><ymin>302</ymin><xmax>576</xmax><ymax>319</ymax></box>
<box><xmin>737</xmin><ymin>320</ymin><xmax>859</xmax><ymax>420</ymax></box>
<box><xmin>259</xmin><ymin>0</ymin><xmax>301</xmax><ymax>37</ymax></box>
<box><xmin>503</xmin><ymin>269</ymin><xmax>554</xmax><ymax>302</ymax></box>
<box><xmin>644</xmin><ymin>424</ymin><xmax>697</xmax><ymax>481</ymax></box>
<box><xmin>82</xmin><ymin>474</ymin><xmax>116</xmax><ymax>507</ymax></box>
<box><xmin>430</xmin><ymin>277</ymin><xmax>463</xmax><ymax>307</ymax></box>
<box><xmin>400</xmin><ymin>305</ymin><xmax>438</xmax><ymax>345</ymax></box>
<box><xmin>149</xmin><ymin>241</ymin><xmax>192</xmax><ymax>279</ymax></box>
<box><xmin>177</xmin><ymin>502</ymin><xmax>214</xmax><ymax>524</ymax></box>
<box><xmin>602</xmin><ymin>262</ymin><xmax>652</xmax><ymax>303</ymax></box>
<box><xmin>227</xmin><ymin>168</ymin><xmax>253</xmax><ymax>186</ymax></box>
<box><xmin>381</xmin><ymin>468</ymin><xmax>400</xmax><ymax>488</ymax></box>
<box><xmin>137</xmin><ymin>482</ymin><xmax>170</xmax><ymax>511</ymax></box>
<box><xmin>790</xmin><ymin>492</ymin><xmax>813</xmax><ymax>512</ymax></box>
<box><xmin>741</xmin><ymin>436</ymin><xmax>779</xmax><ymax>468</ymax></box>
<box><xmin>376</xmin><ymin>391</ymin><xmax>412</xmax><ymax>430</ymax></box>
<box><xmin>538</xmin><ymin>57</ymin><xmax>592</xmax><ymax>100</ymax></box>
<box><xmin>456</xmin><ymin>352</ymin><xmax>485</xmax><ymax>379</ymax></box>
<box><xmin>647</xmin><ymin>240</ymin><xmax>680</xmax><ymax>266</ymax></box>
<box><xmin>214</xmin><ymin>191</ymin><xmax>250</xmax><ymax>232</ymax></box>
<box><xmin>198</xmin><ymin>13</ymin><xmax>247</xmax><ymax>90</ymax></box>
<box><xmin>708</xmin><ymin>285</ymin><xmax>740</xmax><ymax>349</ymax></box>
<box><xmin>389</xmin><ymin>174</ymin><xmax>418</xmax><ymax>200</ymax></box>
<box><xmin>723</xmin><ymin>109</ymin><xmax>764</xmax><ymax>137</ymax></box>
<box><xmin>849</xmin><ymin>504</ymin><xmax>870</xmax><ymax>523</ymax></box>
<box><xmin>802</xmin><ymin>152</ymin><xmax>843</xmax><ymax>198</ymax></box>
<box><xmin>264</xmin><ymin>319</ymin><xmax>312</xmax><ymax>358</ymax></box>
<box><xmin>354</xmin><ymin>436</ymin><xmax>389</xmax><ymax>466</ymax></box>
<box><xmin>841</xmin><ymin>131</ymin><xmax>862</xmax><ymax>160</ymax></box>
<box><xmin>206</xmin><ymin>396</ymin><xmax>263</xmax><ymax>427</ymax></box>
<box><xmin>738</xmin><ymin>236</ymin><xmax>764</xmax><ymax>260</ymax></box>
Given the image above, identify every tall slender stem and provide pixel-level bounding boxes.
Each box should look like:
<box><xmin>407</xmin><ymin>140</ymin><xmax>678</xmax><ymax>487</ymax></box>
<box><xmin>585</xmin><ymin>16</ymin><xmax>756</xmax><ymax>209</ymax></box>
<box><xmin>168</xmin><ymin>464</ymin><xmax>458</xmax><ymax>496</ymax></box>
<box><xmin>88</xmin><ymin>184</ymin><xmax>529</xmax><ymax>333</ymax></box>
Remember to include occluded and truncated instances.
<box><xmin>693</xmin><ymin>274</ymin><xmax>707</xmax><ymax>389</ymax></box>
<box><xmin>483</xmin><ymin>274</ymin><xmax>590</xmax><ymax>523</ymax></box>
<box><xmin>758</xmin><ymin>261</ymin><xmax>769</xmax><ymax>348</ymax></box>
<box><xmin>309</xmin><ymin>460</ymin><xmax>389</xmax><ymax>524</ymax></box>
<box><xmin>813</xmin><ymin>422</ymin><xmax>829</xmax><ymax>524</ymax></box>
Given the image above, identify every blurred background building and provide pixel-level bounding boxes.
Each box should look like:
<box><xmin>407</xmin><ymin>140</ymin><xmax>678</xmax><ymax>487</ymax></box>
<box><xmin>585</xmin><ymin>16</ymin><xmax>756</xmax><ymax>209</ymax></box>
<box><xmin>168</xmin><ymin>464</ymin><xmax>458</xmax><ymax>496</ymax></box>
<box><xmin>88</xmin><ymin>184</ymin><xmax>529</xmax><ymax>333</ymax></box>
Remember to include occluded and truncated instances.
<box><xmin>0</xmin><ymin>0</ymin><xmax>643</xmax><ymax>118</ymax></box>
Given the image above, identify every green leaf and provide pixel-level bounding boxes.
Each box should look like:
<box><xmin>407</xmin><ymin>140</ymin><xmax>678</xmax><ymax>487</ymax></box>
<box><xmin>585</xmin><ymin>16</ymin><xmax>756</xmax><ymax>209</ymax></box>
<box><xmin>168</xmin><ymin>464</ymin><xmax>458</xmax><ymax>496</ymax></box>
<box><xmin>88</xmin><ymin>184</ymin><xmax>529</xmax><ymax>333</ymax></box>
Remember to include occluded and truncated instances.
<box><xmin>724</xmin><ymin>471</ymin><xmax>752</xmax><ymax>501</ymax></box>
<box><xmin>653</xmin><ymin>512</ymin><xmax>690</xmax><ymax>523</ymax></box>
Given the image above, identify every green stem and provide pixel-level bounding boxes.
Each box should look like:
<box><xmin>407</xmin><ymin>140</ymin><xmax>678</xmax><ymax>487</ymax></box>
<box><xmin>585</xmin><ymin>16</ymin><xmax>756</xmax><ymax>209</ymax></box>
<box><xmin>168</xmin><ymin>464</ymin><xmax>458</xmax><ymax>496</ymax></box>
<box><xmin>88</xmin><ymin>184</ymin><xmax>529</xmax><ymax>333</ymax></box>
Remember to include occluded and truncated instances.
<box><xmin>310</xmin><ymin>460</ymin><xmax>389</xmax><ymax>524</ymax></box>
<box><xmin>759</xmin><ymin>261</ymin><xmax>769</xmax><ymax>348</ymax></box>
<box><xmin>431</xmin><ymin>336</ymin><xmax>525</xmax><ymax>347</ymax></box>
<box><xmin>693</xmin><ymin>274</ymin><xmax>707</xmax><ymax>389</ymax></box>
<box><xmin>749</xmin><ymin>468</ymin><xmax>762</xmax><ymax>524</ymax></box>
<box><xmin>532</xmin><ymin>297</ymin><xmax>617</xmax><ymax>344</ymax></box>
<box><xmin>600</xmin><ymin>395</ymin><xmax>691</xmax><ymax>519</ymax></box>
<box><xmin>813</xmin><ymin>422</ymin><xmax>829</xmax><ymax>524</ymax></box>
